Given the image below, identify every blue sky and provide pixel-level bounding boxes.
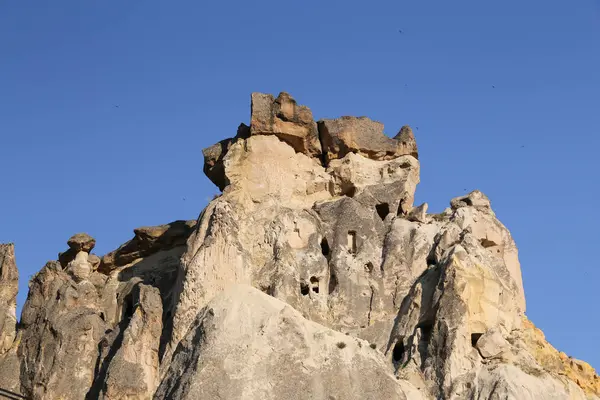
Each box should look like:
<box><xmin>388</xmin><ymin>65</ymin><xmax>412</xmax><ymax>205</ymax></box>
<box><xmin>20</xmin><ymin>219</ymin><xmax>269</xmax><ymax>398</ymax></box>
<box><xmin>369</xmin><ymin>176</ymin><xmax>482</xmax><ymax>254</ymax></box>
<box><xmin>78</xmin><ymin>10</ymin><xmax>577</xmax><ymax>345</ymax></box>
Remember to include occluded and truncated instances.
<box><xmin>1</xmin><ymin>1</ymin><xmax>599</xmax><ymax>368</ymax></box>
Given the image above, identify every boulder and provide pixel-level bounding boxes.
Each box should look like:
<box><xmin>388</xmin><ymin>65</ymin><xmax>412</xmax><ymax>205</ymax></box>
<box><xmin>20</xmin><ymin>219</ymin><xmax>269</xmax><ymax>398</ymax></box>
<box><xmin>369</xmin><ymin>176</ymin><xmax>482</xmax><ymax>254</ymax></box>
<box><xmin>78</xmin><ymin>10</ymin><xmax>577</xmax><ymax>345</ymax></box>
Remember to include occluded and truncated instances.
<box><xmin>67</xmin><ymin>232</ymin><xmax>96</xmax><ymax>252</ymax></box>
<box><xmin>250</xmin><ymin>92</ymin><xmax>321</xmax><ymax>157</ymax></box>
<box><xmin>318</xmin><ymin>117</ymin><xmax>418</xmax><ymax>163</ymax></box>
<box><xmin>58</xmin><ymin>233</ymin><xmax>96</xmax><ymax>268</ymax></box>
<box><xmin>406</xmin><ymin>202</ymin><xmax>429</xmax><ymax>223</ymax></box>
<box><xmin>475</xmin><ymin>327</ymin><xmax>510</xmax><ymax>358</ymax></box>
<box><xmin>451</xmin><ymin>190</ymin><xmax>491</xmax><ymax>210</ymax></box>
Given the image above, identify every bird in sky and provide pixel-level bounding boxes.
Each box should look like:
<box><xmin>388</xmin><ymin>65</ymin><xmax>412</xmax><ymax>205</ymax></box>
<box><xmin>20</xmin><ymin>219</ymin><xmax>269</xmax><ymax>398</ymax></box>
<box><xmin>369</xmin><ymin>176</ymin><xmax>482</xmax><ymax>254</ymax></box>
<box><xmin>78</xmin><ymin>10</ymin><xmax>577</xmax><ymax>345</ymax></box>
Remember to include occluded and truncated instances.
<box><xmin>492</xmin><ymin>85</ymin><xmax>496</xmax><ymax>89</ymax></box>
<box><xmin>398</xmin><ymin>29</ymin><xmax>404</xmax><ymax>34</ymax></box>
<box><xmin>114</xmin><ymin>105</ymin><xmax>119</xmax><ymax>108</ymax></box>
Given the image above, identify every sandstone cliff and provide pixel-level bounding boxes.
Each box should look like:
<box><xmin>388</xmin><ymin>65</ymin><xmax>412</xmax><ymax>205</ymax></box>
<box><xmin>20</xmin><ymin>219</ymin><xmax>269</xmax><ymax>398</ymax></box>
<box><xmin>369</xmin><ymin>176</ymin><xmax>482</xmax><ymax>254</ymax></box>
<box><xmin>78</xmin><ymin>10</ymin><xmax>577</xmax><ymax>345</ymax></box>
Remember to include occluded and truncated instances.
<box><xmin>0</xmin><ymin>92</ymin><xmax>597</xmax><ymax>400</ymax></box>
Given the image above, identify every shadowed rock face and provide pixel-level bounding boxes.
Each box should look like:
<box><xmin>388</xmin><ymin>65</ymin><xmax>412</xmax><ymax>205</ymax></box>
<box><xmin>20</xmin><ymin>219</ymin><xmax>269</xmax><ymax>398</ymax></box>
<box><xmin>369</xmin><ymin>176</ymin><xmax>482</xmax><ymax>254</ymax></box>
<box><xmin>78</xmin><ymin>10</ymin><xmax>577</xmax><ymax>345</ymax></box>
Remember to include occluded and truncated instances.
<box><xmin>1</xmin><ymin>92</ymin><xmax>598</xmax><ymax>400</ymax></box>
<box><xmin>98</xmin><ymin>220</ymin><xmax>196</xmax><ymax>274</ymax></box>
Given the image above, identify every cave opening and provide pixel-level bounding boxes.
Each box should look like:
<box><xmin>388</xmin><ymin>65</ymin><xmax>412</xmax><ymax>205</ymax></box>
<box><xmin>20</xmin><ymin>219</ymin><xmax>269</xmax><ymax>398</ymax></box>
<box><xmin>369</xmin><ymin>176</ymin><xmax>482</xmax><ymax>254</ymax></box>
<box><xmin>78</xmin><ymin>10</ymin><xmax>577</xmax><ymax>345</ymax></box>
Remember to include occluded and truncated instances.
<box><xmin>376</xmin><ymin>203</ymin><xmax>390</xmax><ymax>220</ymax></box>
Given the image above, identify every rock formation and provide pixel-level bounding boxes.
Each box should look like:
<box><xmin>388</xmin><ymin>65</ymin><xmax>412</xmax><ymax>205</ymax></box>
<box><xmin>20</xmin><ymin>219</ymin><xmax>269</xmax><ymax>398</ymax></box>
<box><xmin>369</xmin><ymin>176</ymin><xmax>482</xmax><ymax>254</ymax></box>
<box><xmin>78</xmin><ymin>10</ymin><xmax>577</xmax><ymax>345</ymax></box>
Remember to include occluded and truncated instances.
<box><xmin>0</xmin><ymin>92</ymin><xmax>598</xmax><ymax>399</ymax></box>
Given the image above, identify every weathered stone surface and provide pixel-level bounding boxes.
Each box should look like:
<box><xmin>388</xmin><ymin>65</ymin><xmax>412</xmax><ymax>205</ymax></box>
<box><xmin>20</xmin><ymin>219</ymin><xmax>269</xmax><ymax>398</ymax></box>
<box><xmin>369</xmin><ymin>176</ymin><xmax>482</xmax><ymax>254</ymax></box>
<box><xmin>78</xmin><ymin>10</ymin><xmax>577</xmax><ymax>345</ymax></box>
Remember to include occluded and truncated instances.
<box><xmin>67</xmin><ymin>250</ymin><xmax>93</xmax><ymax>281</ymax></box>
<box><xmin>475</xmin><ymin>327</ymin><xmax>509</xmax><ymax>358</ymax></box>
<box><xmin>250</xmin><ymin>92</ymin><xmax>321</xmax><ymax>157</ymax></box>
<box><xmin>218</xmin><ymin>135</ymin><xmax>332</xmax><ymax>210</ymax></box>
<box><xmin>89</xmin><ymin>253</ymin><xmax>101</xmax><ymax>271</ymax></box>
<box><xmin>99</xmin><ymin>220</ymin><xmax>196</xmax><ymax>273</ymax></box>
<box><xmin>407</xmin><ymin>202</ymin><xmax>429</xmax><ymax>223</ymax></box>
<box><xmin>19</xmin><ymin>261</ymin><xmax>107</xmax><ymax>400</ymax></box>
<box><xmin>328</xmin><ymin>151</ymin><xmax>420</xmax><ymax>214</ymax></box>
<box><xmin>318</xmin><ymin>117</ymin><xmax>418</xmax><ymax>163</ymax></box>
<box><xmin>0</xmin><ymin>244</ymin><xmax>18</xmax><ymax>355</ymax></box>
<box><xmin>67</xmin><ymin>232</ymin><xmax>96</xmax><ymax>253</ymax></box>
<box><xmin>202</xmin><ymin>123</ymin><xmax>250</xmax><ymax>190</ymax></box>
<box><xmin>0</xmin><ymin>244</ymin><xmax>22</xmax><ymax>395</ymax></box>
<box><xmin>157</xmin><ymin>285</ymin><xmax>423</xmax><ymax>400</ymax></box>
<box><xmin>100</xmin><ymin>284</ymin><xmax>163</xmax><ymax>400</ymax></box>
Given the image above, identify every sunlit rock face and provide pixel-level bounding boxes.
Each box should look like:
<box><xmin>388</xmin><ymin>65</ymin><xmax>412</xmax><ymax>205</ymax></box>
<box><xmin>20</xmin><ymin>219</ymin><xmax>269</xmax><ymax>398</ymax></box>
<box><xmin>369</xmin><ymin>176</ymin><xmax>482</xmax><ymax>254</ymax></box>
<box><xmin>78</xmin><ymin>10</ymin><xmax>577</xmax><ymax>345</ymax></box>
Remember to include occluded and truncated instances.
<box><xmin>0</xmin><ymin>92</ymin><xmax>597</xmax><ymax>400</ymax></box>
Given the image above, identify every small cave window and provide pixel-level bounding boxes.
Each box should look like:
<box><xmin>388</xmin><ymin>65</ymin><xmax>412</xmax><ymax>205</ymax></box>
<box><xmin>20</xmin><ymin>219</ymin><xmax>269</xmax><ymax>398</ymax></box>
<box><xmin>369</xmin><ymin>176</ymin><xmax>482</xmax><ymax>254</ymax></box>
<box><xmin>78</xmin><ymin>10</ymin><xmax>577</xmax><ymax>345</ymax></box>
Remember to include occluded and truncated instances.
<box><xmin>300</xmin><ymin>282</ymin><xmax>310</xmax><ymax>296</ymax></box>
<box><xmin>328</xmin><ymin>272</ymin><xmax>338</xmax><ymax>294</ymax></box>
<box><xmin>376</xmin><ymin>203</ymin><xmax>390</xmax><ymax>221</ymax></box>
<box><xmin>397</xmin><ymin>199</ymin><xmax>406</xmax><ymax>216</ymax></box>
<box><xmin>364</xmin><ymin>262</ymin><xmax>374</xmax><ymax>273</ymax></box>
<box><xmin>342</xmin><ymin>184</ymin><xmax>357</xmax><ymax>198</ymax></box>
<box><xmin>261</xmin><ymin>285</ymin><xmax>275</xmax><ymax>297</ymax></box>
<box><xmin>347</xmin><ymin>231</ymin><xmax>357</xmax><ymax>255</ymax></box>
<box><xmin>310</xmin><ymin>276</ymin><xmax>319</xmax><ymax>294</ymax></box>
<box><xmin>471</xmin><ymin>333</ymin><xmax>483</xmax><ymax>347</ymax></box>
<box><xmin>479</xmin><ymin>238</ymin><xmax>497</xmax><ymax>248</ymax></box>
<box><xmin>426</xmin><ymin>254</ymin><xmax>436</xmax><ymax>267</ymax></box>
<box><xmin>320</xmin><ymin>238</ymin><xmax>330</xmax><ymax>257</ymax></box>
<box><xmin>392</xmin><ymin>339</ymin><xmax>405</xmax><ymax>364</ymax></box>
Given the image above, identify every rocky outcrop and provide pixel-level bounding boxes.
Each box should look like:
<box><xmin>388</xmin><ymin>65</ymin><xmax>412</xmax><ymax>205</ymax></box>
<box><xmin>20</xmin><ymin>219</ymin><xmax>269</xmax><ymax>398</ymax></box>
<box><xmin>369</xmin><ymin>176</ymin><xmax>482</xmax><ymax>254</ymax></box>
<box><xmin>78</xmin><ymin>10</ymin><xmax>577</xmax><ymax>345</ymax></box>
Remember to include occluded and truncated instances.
<box><xmin>0</xmin><ymin>244</ymin><xmax>21</xmax><ymax>396</ymax></box>
<box><xmin>318</xmin><ymin>117</ymin><xmax>418</xmax><ymax>163</ymax></box>
<box><xmin>0</xmin><ymin>244</ymin><xmax>18</xmax><ymax>356</ymax></box>
<box><xmin>0</xmin><ymin>92</ymin><xmax>597</xmax><ymax>400</ymax></box>
<box><xmin>59</xmin><ymin>232</ymin><xmax>97</xmax><ymax>267</ymax></box>
<box><xmin>100</xmin><ymin>284</ymin><xmax>163</xmax><ymax>400</ymax></box>
<box><xmin>98</xmin><ymin>220</ymin><xmax>196</xmax><ymax>273</ymax></box>
<box><xmin>250</xmin><ymin>92</ymin><xmax>321</xmax><ymax>157</ymax></box>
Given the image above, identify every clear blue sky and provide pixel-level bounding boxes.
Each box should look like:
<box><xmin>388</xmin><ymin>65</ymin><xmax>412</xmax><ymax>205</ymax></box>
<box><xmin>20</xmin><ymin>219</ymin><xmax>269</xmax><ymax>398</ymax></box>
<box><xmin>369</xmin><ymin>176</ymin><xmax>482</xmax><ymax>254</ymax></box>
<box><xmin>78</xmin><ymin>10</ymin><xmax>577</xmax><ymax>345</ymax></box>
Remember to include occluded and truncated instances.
<box><xmin>1</xmin><ymin>1</ymin><xmax>598</xmax><ymax>369</ymax></box>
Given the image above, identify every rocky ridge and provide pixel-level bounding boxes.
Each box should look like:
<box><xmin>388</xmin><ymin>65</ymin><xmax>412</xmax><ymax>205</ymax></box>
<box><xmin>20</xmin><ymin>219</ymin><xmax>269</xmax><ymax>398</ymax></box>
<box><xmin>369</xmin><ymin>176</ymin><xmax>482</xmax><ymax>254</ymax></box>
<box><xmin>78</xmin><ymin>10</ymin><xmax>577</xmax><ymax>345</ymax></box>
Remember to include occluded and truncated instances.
<box><xmin>0</xmin><ymin>92</ymin><xmax>597</xmax><ymax>399</ymax></box>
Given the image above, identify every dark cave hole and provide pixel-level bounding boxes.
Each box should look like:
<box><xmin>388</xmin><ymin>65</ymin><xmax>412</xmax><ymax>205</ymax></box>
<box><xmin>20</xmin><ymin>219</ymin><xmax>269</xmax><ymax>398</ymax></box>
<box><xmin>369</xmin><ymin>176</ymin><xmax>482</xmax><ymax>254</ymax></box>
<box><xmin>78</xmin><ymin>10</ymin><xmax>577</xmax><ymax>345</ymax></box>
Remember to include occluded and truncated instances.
<box><xmin>471</xmin><ymin>333</ymin><xmax>483</xmax><ymax>347</ymax></box>
<box><xmin>342</xmin><ymin>185</ymin><xmax>357</xmax><ymax>198</ymax></box>
<box><xmin>392</xmin><ymin>340</ymin><xmax>405</xmax><ymax>364</ymax></box>
<box><xmin>397</xmin><ymin>199</ymin><xmax>406</xmax><ymax>216</ymax></box>
<box><xmin>300</xmin><ymin>283</ymin><xmax>310</xmax><ymax>296</ymax></box>
<box><xmin>261</xmin><ymin>285</ymin><xmax>275</xmax><ymax>296</ymax></box>
<box><xmin>376</xmin><ymin>203</ymin><xmax>390</xmax><ymax>221</ymax></box>
<box><xmin>320</xmin><ymin>238</ymin><xmax>330</xmax><ymax>257</ymax></box>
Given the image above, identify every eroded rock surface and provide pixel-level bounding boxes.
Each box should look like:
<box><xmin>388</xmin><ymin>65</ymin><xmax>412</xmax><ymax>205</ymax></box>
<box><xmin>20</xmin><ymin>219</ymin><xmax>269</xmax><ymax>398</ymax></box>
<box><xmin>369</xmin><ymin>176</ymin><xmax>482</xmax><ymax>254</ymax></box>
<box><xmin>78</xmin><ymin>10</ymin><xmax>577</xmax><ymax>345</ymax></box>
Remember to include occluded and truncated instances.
<box><xmin>1</xmin><ymin>92</ymin><xmax>597</xmax><ymax>400</ymax></box>
<box><xmin>0</xmin><ymin>244</ymin><xmax>18</xmax><ymax>356</ymax></box>
<box><xmin>0</xmin><ymin>244</ymin><xmax>21</xmax><ymax>395</ymax></box>
<box><xmin>157</xmin><ymin>285</ymin><xmax>424</xmax><ymax>400</ymax></box>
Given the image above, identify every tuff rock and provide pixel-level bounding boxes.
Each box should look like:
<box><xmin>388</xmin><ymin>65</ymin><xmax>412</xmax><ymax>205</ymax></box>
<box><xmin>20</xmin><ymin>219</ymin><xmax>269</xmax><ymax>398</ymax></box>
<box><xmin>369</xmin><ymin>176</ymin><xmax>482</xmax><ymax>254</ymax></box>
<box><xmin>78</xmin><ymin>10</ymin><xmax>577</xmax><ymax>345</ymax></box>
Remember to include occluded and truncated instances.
<box><xmin>0</xmin><ymin>92</ymin><xmax>597</xmax><ymax>400</ymax></box>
